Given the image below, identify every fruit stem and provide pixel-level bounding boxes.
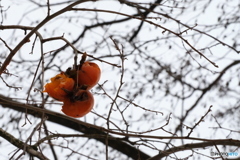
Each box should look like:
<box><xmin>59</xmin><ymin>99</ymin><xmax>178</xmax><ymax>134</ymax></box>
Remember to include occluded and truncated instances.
<box><xmin>73</xmin><ymin>50</ymin><xmax>78</xmax><ymax>70</ymax></box>
<box><xmin>78</xmin><ymin>52</ymin><xmax>87</xmax><ymax>70</ymax></box>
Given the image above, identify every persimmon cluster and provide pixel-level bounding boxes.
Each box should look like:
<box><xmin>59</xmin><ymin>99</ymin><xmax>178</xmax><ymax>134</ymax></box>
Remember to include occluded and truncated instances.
<box><xmin>44</xmin><ymin>61</ymin><xmax>101</xmax><ymax>118</ymax></box>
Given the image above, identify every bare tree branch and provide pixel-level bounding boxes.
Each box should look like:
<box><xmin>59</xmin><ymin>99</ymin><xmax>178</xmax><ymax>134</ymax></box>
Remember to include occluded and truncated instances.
<box><xmin>0</xmin><ymin>94</ymin><xmax>151</xmax><ymax>160</ymax></box>
<box><xmin>148</xmin><ymin>139</ymin><xmax>240</xmax><ymax>160</ymax></box>
<box><xmin>0</xmin><ymin>128</ymin><xmax>49</xmax><ymax>160</ymax></box>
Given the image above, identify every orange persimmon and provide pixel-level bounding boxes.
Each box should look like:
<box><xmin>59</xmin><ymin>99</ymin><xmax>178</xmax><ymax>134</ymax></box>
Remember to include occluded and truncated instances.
<box><xmin>44</xmin><ymin>73</ymin><xmax>74</xmax><ymax>101</ymax></box>
<box><xmin>62</xmin><ymin>90</ymin><xmax>94</xmax><ymax>118</ymax></box>
<box><xmin>76</xmin><ymin>61</ymin><xmax>101</xmax><ymax>90</ymax></box>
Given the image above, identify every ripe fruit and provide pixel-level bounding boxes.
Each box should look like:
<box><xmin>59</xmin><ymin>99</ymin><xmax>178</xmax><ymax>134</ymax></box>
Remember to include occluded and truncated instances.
<box><xmin>44</xmin><ymin>73</ymin><xmax>74</xmax><ymax>101</ymax></box>
<box><xmin>76</xmin><ymin>61</ymin><xmax>101</xmax><ymax>90</ymax></box>
<box><xmin>62</xmin><ymin>90</ymin><xmax>94</xmax><ymax>118</ymax></box>
<box><xmin>43</xmin><ymin>57</ymin><xmax>100</xmax><ymax>118</ymax></box>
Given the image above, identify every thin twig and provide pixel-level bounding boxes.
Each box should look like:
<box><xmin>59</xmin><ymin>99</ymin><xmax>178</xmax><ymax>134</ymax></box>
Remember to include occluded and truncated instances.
<box><xmin>23</xmin><ymin>117</ymin><xmax>48</xmax><ymax>154</ymax></box>
<box><xmin>42</xmin><ymin>36</ymin><xmax>120</xmax><ymax>67</ymax></box>
<box><xmin>72</xmin><ymin>8</ymin><xmax>219</xmax><ymax>68</ymax></box>
<box><xmin>0</xmin><ymin>0</ymin><xmax>96</xmax><ymax>76</ymax></box>
<box><xmin>187</xmin><ymin>105</ymin><xmax>213</xmax><ymax>137</ymax></box>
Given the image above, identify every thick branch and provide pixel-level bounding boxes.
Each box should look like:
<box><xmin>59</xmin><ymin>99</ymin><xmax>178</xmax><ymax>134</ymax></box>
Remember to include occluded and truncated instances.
<box><xmin>1</xmin><ymin>95</ymin><xmax>240</xmax><ymax>159</ymax></box>
<box><xmin>0</xmin><ymin>95</ymin><xmax>150</xmax><ymax>160</ymax></box>
<box><xmin>148</xmin><ymin>139</ymin><xmax>240</xmax><ymax>160</ymax></box>
<box><xmin>0</xmin><ymin>128</ymin><xmax>49</xmax><ymax>160</ymax></box>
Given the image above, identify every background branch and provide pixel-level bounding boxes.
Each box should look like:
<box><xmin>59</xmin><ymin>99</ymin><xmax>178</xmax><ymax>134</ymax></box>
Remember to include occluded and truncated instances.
<box><xmin>0</xmin><ymin>94</ymin><xmax>150</xmax><ymax>160</ymax></box>
<box><xmin>0</xmin><ymin>128</ymin><xmax>49</xmax><ymax>160</ymax></box>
